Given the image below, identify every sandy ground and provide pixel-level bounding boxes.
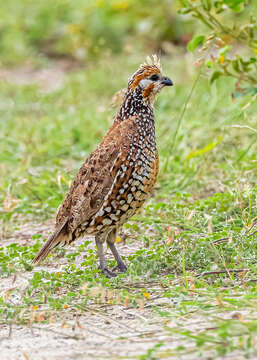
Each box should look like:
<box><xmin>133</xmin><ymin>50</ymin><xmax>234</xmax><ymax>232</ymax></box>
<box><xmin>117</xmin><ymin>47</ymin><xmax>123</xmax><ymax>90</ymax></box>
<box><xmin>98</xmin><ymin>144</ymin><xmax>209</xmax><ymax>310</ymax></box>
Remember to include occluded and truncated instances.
<box><xmin>0</xmin><ymin>301</ymin><xmax>185</xmax><ymax>360</ymax></box>
<box><xmin>0</xmin><ymin>221</ymin><xmax>182</xmax><ymax>360</ymax></box>
<box><xmin>1</xmin><ymin>220</ymin><xmax>254</xmax><ymax>360</ymax></box>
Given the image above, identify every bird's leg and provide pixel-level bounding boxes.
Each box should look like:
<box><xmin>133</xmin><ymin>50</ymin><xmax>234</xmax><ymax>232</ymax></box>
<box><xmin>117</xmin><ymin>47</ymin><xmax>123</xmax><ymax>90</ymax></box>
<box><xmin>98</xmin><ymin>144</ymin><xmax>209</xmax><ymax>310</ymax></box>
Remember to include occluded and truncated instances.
<box><xmin>107</xmin><ymin>230</ymin><xmax>127</xmax><ymax>273</ymax></box>
<box><xmin>95</xmin><ymin>235</ymin><xmax>117</xmax><ymax>278</ymax></box>
<box><xmin>108</xmin><ymin>242</ymin><xmax>128</xmax><ymax>273</ymax></box>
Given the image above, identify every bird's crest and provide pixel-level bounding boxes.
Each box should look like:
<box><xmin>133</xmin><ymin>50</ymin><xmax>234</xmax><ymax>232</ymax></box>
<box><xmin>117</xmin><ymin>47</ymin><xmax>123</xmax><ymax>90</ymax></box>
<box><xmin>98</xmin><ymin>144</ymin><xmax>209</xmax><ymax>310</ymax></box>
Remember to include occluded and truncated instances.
<box><xmin>143</xmin><ymin>54</ymin><xmax>162</xmax><ymax>71</ymax></box>
<box><xmin>129</xmin><ymin>54</ymin><xmax>162</xmax><ymax>91</ymax></box>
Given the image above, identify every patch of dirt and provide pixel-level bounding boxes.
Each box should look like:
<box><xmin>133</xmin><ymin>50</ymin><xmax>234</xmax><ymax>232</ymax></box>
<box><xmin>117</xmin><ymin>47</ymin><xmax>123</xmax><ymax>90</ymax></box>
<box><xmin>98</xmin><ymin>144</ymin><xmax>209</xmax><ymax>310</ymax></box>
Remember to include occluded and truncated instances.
<box><xmin>0</xmin><ymin>221</ymin><xmax>254</xmax><ymax>360</ymax></box>
<box><xmin>0</xmin><ymin>222</ymin><xmax>172</xmax><ymax>360</ymax></box>
<box><xmin>0</xmin><ymin>305</ymin><xmax>250</xmax><ymax>360</ymax></box>
<box><xmin>0</xmin><ymin>306</ymin><xmax>172</xmax><ymax>360</ymax></box>
<box><xmin>0</xmin><ymin>59</ymin><xmax>81</xmax><ymax>93</ymax></box>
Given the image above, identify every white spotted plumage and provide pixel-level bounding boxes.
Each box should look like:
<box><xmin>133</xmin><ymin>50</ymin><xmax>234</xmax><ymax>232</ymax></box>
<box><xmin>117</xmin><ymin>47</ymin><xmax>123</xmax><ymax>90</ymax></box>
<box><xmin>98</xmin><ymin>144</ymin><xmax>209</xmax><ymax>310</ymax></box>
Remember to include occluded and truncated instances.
<box><xmin>33</xmin><ymin>55</ymin><xmax>173</xmax><ymax>279</ymax></box>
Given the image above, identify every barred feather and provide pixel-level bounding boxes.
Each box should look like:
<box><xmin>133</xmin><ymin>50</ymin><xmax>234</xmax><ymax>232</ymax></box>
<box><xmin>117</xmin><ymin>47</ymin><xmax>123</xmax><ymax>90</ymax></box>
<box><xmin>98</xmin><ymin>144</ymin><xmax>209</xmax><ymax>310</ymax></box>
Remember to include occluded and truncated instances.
<box><xmin>33</xmin><ymin>225</ymin><xmax>69</xmax><ymax>264</ymax></box>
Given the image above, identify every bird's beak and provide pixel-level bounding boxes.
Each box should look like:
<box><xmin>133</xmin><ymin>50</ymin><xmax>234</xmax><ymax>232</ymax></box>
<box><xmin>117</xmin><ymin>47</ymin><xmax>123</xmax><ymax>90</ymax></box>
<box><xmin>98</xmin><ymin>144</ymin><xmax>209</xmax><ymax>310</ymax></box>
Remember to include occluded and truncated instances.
<box><xmin>161</xmin><ymin>76</ymin><xmax>173</xmax><ymax>86</ymax></box>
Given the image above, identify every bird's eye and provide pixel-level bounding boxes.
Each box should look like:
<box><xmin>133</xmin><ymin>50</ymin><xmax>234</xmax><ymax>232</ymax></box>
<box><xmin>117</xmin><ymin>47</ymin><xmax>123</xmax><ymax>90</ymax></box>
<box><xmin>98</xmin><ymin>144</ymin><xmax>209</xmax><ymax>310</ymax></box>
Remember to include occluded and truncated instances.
<box><xmin>149</xmin><ymin>74</ymin><xmax>159</xmax><ymax>81</ymax></box>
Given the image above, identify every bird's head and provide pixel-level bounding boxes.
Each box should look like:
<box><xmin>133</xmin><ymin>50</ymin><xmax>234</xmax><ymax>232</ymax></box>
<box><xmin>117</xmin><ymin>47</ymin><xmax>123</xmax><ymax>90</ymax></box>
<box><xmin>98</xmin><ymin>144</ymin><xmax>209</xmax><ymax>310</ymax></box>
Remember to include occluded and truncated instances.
<box><xmin>128</xmin><ymin>55</ymin><xmax>173</xmax><ymax>105</ymax></box>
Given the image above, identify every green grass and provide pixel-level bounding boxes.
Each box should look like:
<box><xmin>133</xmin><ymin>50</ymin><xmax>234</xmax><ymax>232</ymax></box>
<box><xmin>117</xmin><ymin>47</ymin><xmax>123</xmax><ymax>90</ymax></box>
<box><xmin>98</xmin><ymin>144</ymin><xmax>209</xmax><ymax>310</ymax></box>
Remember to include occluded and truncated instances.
<box><xmin>0</xmin><ymin>54</ymin><xmax>257</xmax><ymax>359</ymax></box>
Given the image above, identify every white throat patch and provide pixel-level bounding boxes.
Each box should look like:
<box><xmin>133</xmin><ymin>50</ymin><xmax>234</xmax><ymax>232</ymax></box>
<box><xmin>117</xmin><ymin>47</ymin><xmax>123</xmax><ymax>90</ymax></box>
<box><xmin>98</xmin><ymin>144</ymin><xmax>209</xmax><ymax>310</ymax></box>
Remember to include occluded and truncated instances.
<box><xmin>138</xmin><ymin>79</ymin><xmax>152</xmax><ymax>89</ymax></box>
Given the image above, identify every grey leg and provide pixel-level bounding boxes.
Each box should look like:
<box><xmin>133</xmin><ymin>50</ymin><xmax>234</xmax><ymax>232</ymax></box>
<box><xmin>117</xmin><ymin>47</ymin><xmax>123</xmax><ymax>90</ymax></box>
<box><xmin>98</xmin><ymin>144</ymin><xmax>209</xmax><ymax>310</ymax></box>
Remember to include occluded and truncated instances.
<box><xmin>95</xmin><ymin>236</ymin><xmax>117</xmax><ymax>278</ymax></box>
<box><xmin>107</xmin><ymin>230</ymin><xmax>127</xmax><ymax>273</ymax></box>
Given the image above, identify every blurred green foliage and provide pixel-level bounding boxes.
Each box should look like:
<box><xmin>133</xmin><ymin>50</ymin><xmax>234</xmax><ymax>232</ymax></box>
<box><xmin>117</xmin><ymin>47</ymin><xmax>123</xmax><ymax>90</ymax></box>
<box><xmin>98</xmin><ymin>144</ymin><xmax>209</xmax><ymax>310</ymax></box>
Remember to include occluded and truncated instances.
<box><xmin>1</xmin><ymin>0</ymin><xmax>256</xmax><ymax>82</ymax></box>
<box><xmin>0</xmin><ymin>0</ymin><xmax>190</xmax><ymax>65</ymax></box>
<box><xmin>179</xmin><ymin>0</ymin><xmax>257</xmax><ymax>96</ymax></box>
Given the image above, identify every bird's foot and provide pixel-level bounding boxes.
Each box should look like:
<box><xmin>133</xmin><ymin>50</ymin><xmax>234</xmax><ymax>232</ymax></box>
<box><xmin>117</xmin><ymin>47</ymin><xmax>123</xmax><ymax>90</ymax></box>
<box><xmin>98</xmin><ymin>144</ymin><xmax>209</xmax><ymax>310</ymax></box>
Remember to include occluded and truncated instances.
<box><xmin>112</xmin><ymin>262</ymin><xmax>127</xmax><ymax>273</ymax></box>
<box><xmin>101</xmin><ymin>267</ymin><xmax>117</xmax><ymax>278</ymax></box>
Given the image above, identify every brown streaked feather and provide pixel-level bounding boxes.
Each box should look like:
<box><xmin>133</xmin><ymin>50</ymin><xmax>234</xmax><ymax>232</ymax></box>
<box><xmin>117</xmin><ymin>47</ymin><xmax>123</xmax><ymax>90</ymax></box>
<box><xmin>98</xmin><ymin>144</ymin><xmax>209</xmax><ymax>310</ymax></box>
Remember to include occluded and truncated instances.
<box><xmin>62</xmin><ymin>120</ymin><xmax>133</xmax><ymax>233</ymax></box>
<box><xmin>142</xmin><ymin>83</ymin><xmax>155</xmax><ymax>98</ymax></box>
<box><xmin>33</xmin><ymin>118</ymin><xmax>137</xmax><ymax>262</ymax></box>
<box><xmin>33</xmin><ymin>223</ymin><xmax>70</xmax><ymax>264</ymax></box>
<box><xmin>130</xmin><ymin>66</ymin><xmax>160</xmax><ymax>91</ymax></box>
<box><xmin>130</xmin><ymin>73</ymin><xmax>146</xmax><ymax>91</ymax></box>
<box><xmin>33</xmin><ymin>55</ymin><xmax>167</xmax><ymax>267</ymax></box>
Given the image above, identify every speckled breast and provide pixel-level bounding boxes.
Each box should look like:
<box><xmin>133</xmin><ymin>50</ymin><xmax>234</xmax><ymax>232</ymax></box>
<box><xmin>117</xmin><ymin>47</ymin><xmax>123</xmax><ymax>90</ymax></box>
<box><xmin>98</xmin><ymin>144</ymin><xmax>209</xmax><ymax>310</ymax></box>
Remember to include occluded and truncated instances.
<box><xmin>81</xmin><ymin>145</ymin><xmax>159</xmax><ymax>236</ymax></box>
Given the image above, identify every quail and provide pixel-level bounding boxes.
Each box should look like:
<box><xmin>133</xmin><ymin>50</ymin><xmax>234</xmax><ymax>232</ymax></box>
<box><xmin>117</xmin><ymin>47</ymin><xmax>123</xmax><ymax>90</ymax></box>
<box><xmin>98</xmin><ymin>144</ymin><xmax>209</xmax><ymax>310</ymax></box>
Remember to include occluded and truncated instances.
<box><xmin>33</xmin><ymin>55</ymin><xmax>173</xmax><ymax>277</ymax></box>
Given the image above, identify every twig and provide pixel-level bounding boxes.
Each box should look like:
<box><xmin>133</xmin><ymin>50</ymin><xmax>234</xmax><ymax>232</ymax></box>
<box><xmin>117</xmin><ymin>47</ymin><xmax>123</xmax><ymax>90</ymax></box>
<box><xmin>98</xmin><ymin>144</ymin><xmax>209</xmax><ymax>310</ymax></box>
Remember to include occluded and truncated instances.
<box><xmin>32</xmin><ymin>325</ymin><xmax>87</xmax><ymax>340</ymax></box>
<box><xmin>8</xmin><ymin>323</ymin><xmax>12</xmax><ymax>339</ymax></box>
<box><xmin>197</xmin><ymin>269</ymin><xmax>249</xmax><ymax>278</ymax></box>
<box><xmin>249</xmin><ymin>230</ymin><xmax>257</xmax><ymax>237</ymax></box>
<box><xmin>245</xmin><ymin>279</ymin><xmax>257</xmax><ymax>284</ymax></box>
<box><xmin>212</xmin><ymin>237</ymin><xmax>230</xmax><ymax>245</ymax></box>
<box><xmin>248</xmin><ymin>222</ymin><xmax>257</xmax><ymax>237</ymax></box>
<box><xmin>122</xmin><ymin>309</ymin><xmax>148</xmax><ymax>322</ymax></box>
<box><xmin>232</xmin><ymin>125</ymin><xmax>257</xmax><ymax>134</ymax></box>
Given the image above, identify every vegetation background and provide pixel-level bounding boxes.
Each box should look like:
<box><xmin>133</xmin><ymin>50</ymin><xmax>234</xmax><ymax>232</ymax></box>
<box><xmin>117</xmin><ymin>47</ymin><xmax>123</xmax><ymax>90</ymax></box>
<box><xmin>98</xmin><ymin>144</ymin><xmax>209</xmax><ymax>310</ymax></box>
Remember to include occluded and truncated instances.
<box><xmin>0</xmin><ymin>0</ymin><xmax>256</xmax><ymax>359</ymax></box>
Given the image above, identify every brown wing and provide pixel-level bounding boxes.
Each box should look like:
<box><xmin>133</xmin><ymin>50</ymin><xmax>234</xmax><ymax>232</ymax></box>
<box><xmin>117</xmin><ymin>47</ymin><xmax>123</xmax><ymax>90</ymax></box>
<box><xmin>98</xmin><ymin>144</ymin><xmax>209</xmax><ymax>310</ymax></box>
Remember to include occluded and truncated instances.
<box><xmin>33</xmin><ymin>144</ymin><xmax>121</xmax><ymax>265</ymax></box>
<box><xmin>33</xmin><ymin>116</ymin><xmax>149</xmax><ymax>264</ymax></box>
<box><xmin>55</xmin><ymin>118</ymin><xmax>135</xmax><ymax>234</ymax></box>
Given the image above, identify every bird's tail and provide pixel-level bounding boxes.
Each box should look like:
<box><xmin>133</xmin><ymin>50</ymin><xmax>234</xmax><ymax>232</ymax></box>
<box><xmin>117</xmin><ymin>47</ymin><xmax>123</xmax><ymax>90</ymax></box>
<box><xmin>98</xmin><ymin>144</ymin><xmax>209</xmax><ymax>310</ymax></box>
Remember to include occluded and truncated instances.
<box><xmin>33</xmin><ymin>224</ymin><xmax>69</xmax><ymax>264</ymax></box>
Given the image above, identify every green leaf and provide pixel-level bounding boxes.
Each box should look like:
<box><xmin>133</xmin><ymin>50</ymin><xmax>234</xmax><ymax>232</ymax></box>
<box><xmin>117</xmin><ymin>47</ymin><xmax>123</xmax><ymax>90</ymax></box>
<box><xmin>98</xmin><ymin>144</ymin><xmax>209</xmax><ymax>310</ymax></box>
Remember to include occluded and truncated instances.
<box><xmin>187</xmin><ymin>35</ymin><xmax>205</xmax><ymax>52</ymax></box>
<box><xmin>205</xmin><ymin>59</ymin><xmax>213</xmax><ymax>68</ymax></box>
<box><xmin>219</xmin><ymin>45</ymin><xmax>232</xmax><ymax>56</ymax></box>
<box><xmin>178</xmin><ymin>7</ymin><xmax>193</xmax><ymax>15</ymax></box>
<box><xmin>210</xmin><ymin>70</ymin><xmax>223</xmax><ymax>84</ymax></box>
<box><xmin>224</xmin><ymin>0</ymin><xmax>245</xmax><ymax>12</ymax></box>
<box><xmin>201</xmin><ymin>0</ymin><xmax>211</xmax><ymax>11</ymax></box>
<box><xmin>232</xmin><ymin>59</ymin><xmax>240</xmax><ymax>73</ymax></box>
<box><xmin>187</xmin><ymin>136</ymin><xmax>222</xmax><ymax>160</ymax></box>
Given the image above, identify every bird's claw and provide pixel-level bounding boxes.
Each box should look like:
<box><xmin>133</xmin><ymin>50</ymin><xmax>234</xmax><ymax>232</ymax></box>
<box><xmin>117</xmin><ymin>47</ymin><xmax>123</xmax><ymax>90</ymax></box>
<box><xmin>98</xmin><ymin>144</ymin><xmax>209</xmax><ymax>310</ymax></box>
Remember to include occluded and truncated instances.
<box><xmin>101</xmin><ymin>267</ymin><xmax>117</xmax><ymax>278</ymax></box>
<box><xmin>112</xmin><ymin>263</ymin><xmax>127</xmax><ymax>273</ymax></box>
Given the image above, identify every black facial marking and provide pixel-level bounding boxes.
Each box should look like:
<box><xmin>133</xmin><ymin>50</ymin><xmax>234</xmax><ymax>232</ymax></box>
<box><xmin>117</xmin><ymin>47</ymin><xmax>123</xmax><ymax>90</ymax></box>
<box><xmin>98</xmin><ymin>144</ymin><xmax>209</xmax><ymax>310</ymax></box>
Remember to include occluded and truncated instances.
<box><xmin>149</xmin><ymin>74</ymin><xmax>159</xmax><ymax>81</ymax></box>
